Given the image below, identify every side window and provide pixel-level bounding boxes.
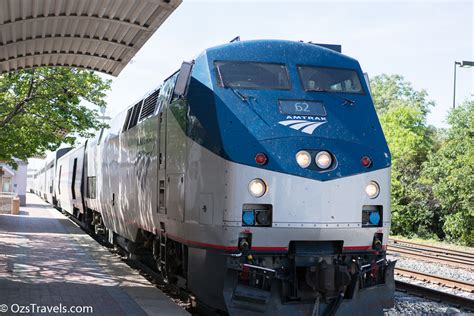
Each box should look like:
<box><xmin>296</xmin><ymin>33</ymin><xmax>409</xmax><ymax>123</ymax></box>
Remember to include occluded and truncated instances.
<box><xmin>122</xmin><ymin>108</ymin><xmax>133</xmax><ymax>132</ymax></box>
<box><xmin>71</xmin><ymin>158</ymin><xmax>77</xmax><ymax>200</ymax></box>
<box><xmin>87</xmin><ymin>176</ymin><xmax>96</xmax><ymax>199</ymax></box>
<box><xmin>128</xmin><ymin>101</ymin><xmax>142</xmax><ymax>130</ymax></box>
<box><xmin>156</xmin><ymin>73</ymin><xmax>178</xmax><ymax>114</ymax></box>
<box><xmin>97</xmin><ymin>128</ymin><xmax>104</xmax><ymax>145</ymax></box>
<box><xmin>58</xmin><ymin>166</ymin><xmax>62</xmax><ymax>195</ymax></box>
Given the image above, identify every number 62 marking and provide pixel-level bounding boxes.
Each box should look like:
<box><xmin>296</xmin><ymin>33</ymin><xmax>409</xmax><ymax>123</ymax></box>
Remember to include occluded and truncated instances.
<box><xmin>295</xmin><ymin>102</ymin><xmax>310</xmax><ymax>112</ymax></box>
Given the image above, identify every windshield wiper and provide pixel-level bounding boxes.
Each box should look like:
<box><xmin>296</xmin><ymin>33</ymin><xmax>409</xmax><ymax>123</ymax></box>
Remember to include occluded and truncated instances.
<box><xmin>229</xmin><ymin>87</ymin><xmax>248</xmax><ymax>102</ymax></box>
<box><xmin>226</xmin><ymin>86</ymin><xmax>257</xmax><ymax>103</ymax></box>
<box><xmin>306</xmin><ymin>88</ymin><xmax>355</xmax><ymax>106</ymax></box>
<box><xmin>225</xmin><ymin>87</ymin><xmax>268</xmax><ymax>126</ymax></box>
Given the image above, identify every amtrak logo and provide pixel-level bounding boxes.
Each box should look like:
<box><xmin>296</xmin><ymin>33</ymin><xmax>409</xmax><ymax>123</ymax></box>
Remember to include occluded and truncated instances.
<box><xmin>278</xmin><ymin>116</ymin><xmax>327</xmax><ymax>134</ymax></box>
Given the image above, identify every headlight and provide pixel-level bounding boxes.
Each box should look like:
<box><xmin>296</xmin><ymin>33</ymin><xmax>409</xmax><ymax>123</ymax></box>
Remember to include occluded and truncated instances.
<box><xmin>315</xmin><ymin>151</ymin><xmax>332</xmax><ymax>169</ymax></box>
<box><xmin>248</xmin><ymin>178</ymin><xmax>267</xmax><ymax>198</ymax></box>
<box><xmin>365</xmin><ymin>181</ymin><xmax>380</xmax><ymax>198</ymax></box>
<box><xmin>296</xmin><ymin>150</ymin><xmax>311</xmax><ymax>168</ymax></box>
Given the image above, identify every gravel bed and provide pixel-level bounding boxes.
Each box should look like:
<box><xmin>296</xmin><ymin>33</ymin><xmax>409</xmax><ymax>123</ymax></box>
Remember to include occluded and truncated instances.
<box><xmin>382</xmin><ymin>254</ymin><xmax>474</xmax><ymax>314</ymax></box>
<box><xmin>388</xmin><ymin>253</ymin><xmax>474</xmax><ymax>283</ymax></box>
<box><xmin>394</xmin><ymin>274</ymin><xmax>474</xmax><ymax>300</ymax></box>
<box><xmin>384</xmin><ymin>291</ymin><xmax>464</xmax><ymax>315</ymax></box>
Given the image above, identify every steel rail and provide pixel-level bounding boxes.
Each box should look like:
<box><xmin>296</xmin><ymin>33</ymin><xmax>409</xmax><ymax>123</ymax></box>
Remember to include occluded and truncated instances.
<box><xmin>395</xmin><ymin>280</ymin><xmax>474</xmax><ymax>311</ymax></box>
<box><xmin>388</xmin><ymin>246</ymin><xmax>473</xmax><ymax>269</ymax></box>
<box><xmin>389</xmin><ymin>244</ymin><xmax>473</xmax><ymax>264</ymax></box>
<box><xmin>395</xmin><ymin>267</ymin><xmax>474</xmax><ymax>292</ymax></box>
<box><xmin>389</xmin><ymin>239</ymin><xmax>474</xmax><ymax>260</ymax></box>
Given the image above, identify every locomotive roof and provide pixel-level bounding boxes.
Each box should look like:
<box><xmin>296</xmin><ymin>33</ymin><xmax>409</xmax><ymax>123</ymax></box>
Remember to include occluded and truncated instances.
<box><xmin>202</xmin><ymin>39</ymin><xmax>359</xmax><ymax>69</ymax></box>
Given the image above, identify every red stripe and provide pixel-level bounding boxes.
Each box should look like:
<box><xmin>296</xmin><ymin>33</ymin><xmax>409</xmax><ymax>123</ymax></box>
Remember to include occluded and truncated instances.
<box><xmin>166</xmin><ymin>234</ymin><xmax>385</xmax><ymax>252</ymax></box>
<box><xmin>168</xmin><ymin>234</ymin><xmax>238</xmax><ymax>250</ymax></box>
<box><xmin>252</xmin><ymin>246</ymin><xmax>288</xmax><ymax>251</ymax></box>
<box><xmin>127</xmin><ymin>222</ymin><xmax>387</xmax><ymax>252</ymax></box>
<box><xmin>343</xmin><ymin>245</ymin><xmax>387</xmax><ymax>251</ymax></box>
<box><xmin>167</xmin><ymin>234</ymin><xmax>289</xmax><ymax>251</ymax></box>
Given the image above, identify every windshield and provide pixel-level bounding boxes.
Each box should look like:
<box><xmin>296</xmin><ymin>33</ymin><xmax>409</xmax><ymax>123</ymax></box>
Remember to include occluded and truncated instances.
<box><xmin>298</xmin><ymin>66</ymin><xmax>364</xmax><ymax>94</ymax></box>
<box><xmin>215</xmin><ymin>61</ymin><xmax>290</xmax><ymax>90</ymax></box>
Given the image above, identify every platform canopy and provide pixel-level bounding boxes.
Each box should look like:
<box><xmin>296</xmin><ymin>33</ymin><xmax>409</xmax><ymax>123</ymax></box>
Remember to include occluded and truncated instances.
<box><xmin>0</xmin><ymin>0</ymin><xmax>181</xmax><ymax>76</ymax></box>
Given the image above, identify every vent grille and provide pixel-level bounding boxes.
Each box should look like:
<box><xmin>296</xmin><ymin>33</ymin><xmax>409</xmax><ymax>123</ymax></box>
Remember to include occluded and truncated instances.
<box><xmin>140</xmin><ymin>90</ymin><xmax>160</xmax><ymax>120</ymax></box>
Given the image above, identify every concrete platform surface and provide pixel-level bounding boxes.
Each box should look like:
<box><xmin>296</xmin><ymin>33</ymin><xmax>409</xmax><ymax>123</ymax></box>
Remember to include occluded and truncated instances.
<box><xmin>0</xmin><ymin>193</ymin><xmax>189</xmax><ymax>316</ymax></box>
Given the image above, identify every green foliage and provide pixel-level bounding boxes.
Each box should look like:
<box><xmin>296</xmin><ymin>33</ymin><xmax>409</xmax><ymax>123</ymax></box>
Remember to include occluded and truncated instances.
<box><xmin>371</xmin><ymin>74</ymin><xmax>437</xmax><ymax>238</ymax></box>
<box><xmin>372</xmin><ymin>73</ymin><xmax>473</xmax><ymax>245</ymax></box>
<box><xmin>442</xmin><ymin>211</ymin><xmax>474</xmax><ymax>246</ymax></box>
<box><xmin>371</xmin><ymin>74</ymin><xmax>434</xmax><ymax>116</ymax></box>
<box><xmin>0</xmin><ymin>67</ymin><xmax>111</xmax><ymax>165</ymax></box>
<box><xmin>421</xmin><ymin>101</ymin><xmax>474</xmax><ymax>245</ymax></box>
<box><xmin>379</xmin><ymin>106</ymin><xmax>437</xmax><ymax>238</ymax></box>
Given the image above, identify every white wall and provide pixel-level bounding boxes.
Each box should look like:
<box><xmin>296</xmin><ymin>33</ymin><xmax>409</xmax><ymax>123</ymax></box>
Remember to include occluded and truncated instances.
<box><xmin>0</xmin><ymin>160</ymin><xmax>28</xmax><ymax>206</ymax></box>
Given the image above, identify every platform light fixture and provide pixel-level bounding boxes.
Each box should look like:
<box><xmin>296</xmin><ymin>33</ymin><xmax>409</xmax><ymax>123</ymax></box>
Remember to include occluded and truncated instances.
<box><xmin>453</xmin><ymin>60</ymin><xmax>474</xmax><ymax>109</ymax></box>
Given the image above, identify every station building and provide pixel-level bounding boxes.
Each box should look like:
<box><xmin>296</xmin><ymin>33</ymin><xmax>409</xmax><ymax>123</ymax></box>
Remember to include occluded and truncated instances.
<box><xmin>0</xmin><ymin>160</ymin><xmax>27</xmax><ymax>206</ymax></box>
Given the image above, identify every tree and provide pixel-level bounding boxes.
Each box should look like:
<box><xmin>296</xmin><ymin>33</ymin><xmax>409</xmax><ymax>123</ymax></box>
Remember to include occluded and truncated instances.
<box><xmin>0</xmin><ymin>67</ymin><xmax>110</xmax><ymax>166</ymax></box>
<box><xmin>371</xmin><ymin>75</ymin><xmax>437</xmax><ymax>238</ymax></box>
<box><xmin>379</xmin><ymin>106</ymin><xmax>437</xmax><ymax>237</ymax></box>
<box><xmin>421</xmin><ymin>100</ymin><xmax>473</xmax><ymax>245</ymax></box>
<box><xmin>371</xmin><ymin>74</ymin><xmax>434</xmax><ymax>116</ymax></box>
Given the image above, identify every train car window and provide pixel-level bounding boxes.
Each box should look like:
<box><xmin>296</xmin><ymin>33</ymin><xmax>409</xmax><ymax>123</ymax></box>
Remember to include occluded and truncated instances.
<box><xmin>298</xmin><ymin>66</ymin><xmax>364</xmax><ymax>94</ymax></box>
<box><xmin>157</xmin><ymin>74</ymin><xmax>179</xmax><ymax>113</ymax></box>
<box><xmin>127</xmin><ymin>101</ymin><xmax>142</xmax><ymax>130</ymax></box>
<box><xmin>122</xmin><ymin>108</ymin><xmax>133</xmax><ymax>132</ymax></box>
<box><xmin>58</xmin><ymin>166</ymin><xmax>62</xmax><ymax>195</ymax></box>
<box><xmin>87</xmin><ymin>176</ymin><xmax>96</xmax><ymax>199</ymax></box>
<box><xmin>215</xmin><ymin>61</ymin><xmax>290</xmax><ymax>90</ymax></box>
<box><xmin>71</xmin><ymin>158</ymin><xmax>77</xmax><ymax>200</ymax></box>
<box><xmin>97</xmin><ymin>128</ymin><xmax>104</xmax><ymax>145</ymax></box>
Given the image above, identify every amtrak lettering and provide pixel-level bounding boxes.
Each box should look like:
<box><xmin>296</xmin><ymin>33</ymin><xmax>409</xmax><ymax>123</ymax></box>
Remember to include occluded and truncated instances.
<box><xmin>278</xmin><ymin>115</ymin><xmax>327</xmax><ymax>135</ymax></box>
<box><xmin>285</xmin><ymin>115</ymin><xmax>327</xmax><ymax>121</ymax></box>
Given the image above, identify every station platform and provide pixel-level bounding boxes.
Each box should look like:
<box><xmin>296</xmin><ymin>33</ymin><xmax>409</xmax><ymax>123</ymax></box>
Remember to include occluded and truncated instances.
<box><xmin>0</xmin><ymin>193</ymin><xmax>189</xmax><ymax>316</ymax></box>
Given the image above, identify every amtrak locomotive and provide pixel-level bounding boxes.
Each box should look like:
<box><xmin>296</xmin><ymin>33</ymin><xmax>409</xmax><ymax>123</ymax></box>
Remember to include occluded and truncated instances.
<box><xmin>32</xmin><ymin>40</ymin><xmax>395</xmax><ymax>315</ymax></box>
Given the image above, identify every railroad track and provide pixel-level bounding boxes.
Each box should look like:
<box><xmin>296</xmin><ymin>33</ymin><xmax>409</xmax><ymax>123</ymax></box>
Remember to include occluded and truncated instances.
<box><xmin>395</xmin><ymin>267</ymin><xmax>474</xmax><ymax>292</ymax></box>
<box><xmin>396</xmin><ymin>280</ymin><xmax>474</xmax><ymax>311</ymax></box>
<box><xmin>388</xmin><ymin>239</ymin><xmax>474</xmax><ymax>269</ymax></box>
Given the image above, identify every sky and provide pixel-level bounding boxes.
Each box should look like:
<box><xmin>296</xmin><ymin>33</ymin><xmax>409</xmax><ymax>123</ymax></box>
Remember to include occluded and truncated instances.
<box><xmin>101</xmin><ymin>0</ymin><xmax>473</xmax><ymax>128</ymax></box>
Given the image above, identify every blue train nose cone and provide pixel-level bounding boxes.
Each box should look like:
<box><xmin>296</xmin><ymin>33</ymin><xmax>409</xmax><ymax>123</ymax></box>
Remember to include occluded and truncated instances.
<box><xmin>369</xmin><ymin>211</ymin><xmax>381</xmax><ymax>225</ymax></box>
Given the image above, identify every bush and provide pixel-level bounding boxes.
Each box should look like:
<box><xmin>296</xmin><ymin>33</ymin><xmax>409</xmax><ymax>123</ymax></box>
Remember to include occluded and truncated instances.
<box><xmin>443</xmin><ymin>212</ymin><xmax>474</xmax><ymax>246</ymax></box>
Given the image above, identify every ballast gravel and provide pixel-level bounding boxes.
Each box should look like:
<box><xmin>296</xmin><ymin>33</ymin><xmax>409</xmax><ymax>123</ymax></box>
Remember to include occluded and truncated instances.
<box><xmin>383</xmin><ymin>254</ymin><xmax>474</xmax><ymax>314</ymax></box>
<box><xmin>388</xmin><ymin>254</ymin><xmax>474</xmax><ymax>283</ymax></box>
<box><xmin>388</xmin><ymin>254</ymin><xmax>474</xmax><ymax>300</ymax></box>
<box><xmin>384</xmin><ymin>291</ymin><xmax>463</xmax><ymax>315</ymax></box>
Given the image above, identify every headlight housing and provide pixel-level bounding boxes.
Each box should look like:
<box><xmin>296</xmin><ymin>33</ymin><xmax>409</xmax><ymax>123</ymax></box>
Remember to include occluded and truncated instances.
<box><xmin>315</xmin><ymin>151</ymin><xmax>332</xmax><ymax>169</ymax></box>
<box><xmin>248</xmin><ymin>178</ymin><xmax>267</xmax><ymax>198</ymax></box>
<box><xmin>365</xmin><ymin>181</ymin><xmax>380</xmax><ymax>198</ymax></box>
<box><xmin>296</xmin><ymin>150</ymin><xmax>311</xmax><ymax>168</ymax></box>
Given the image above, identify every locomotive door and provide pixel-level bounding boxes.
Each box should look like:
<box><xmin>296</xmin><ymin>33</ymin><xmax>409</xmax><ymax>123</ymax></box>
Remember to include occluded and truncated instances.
<box><xmin>164</xmin><ymin>73</ymin><xmax>186</xmax><ymax>222</ymax></box>
<box><xmin>157</xmin><ymin>73</ymin><xmax>184</xmax><ymax>220</ymax></box>
<box><xmin>157</xmin><ymin>80</ymin><xmax>173</xmax><ymax>215</ymax></box>
<box><xmin>165</xmin><ymin>97</ymin><xmax>187</xmax><ymax>222</ymax></box>
<box><xmin>158</xmin><ymin>103</ymin><xmax>167</xmax><ymax>215</ymax></box>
